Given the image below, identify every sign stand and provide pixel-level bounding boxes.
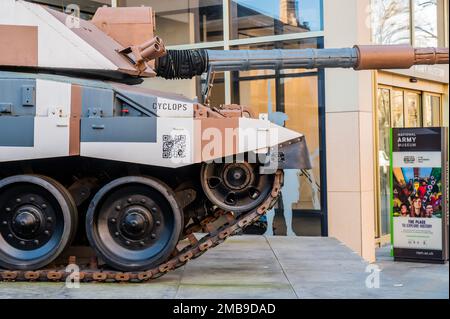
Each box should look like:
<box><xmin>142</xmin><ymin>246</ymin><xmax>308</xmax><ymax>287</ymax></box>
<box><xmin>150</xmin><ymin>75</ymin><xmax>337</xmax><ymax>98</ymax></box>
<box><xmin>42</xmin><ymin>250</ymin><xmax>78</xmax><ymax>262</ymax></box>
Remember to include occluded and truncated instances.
<box><xmin>390</xmin><ymin>127</ymin><xmax>448</xmax><ymax>263</ymax></box>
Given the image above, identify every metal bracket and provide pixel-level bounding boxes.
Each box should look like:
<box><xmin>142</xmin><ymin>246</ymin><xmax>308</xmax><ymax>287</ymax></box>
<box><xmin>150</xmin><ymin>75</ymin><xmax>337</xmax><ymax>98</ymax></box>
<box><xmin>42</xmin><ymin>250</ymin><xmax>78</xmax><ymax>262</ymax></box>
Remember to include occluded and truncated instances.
<box><xmin>87</xmin><ymin>108</ymin><xmax>103</xmax><ymax>118</ymax></box>
<box><xmin>201</xmin><ymin>66</ymin><xmax>216</xmax><ymax>106</ymax></box>
<box><xmin>0</xmin><ymin>103</ymin><xmax>12</xmax><ymax>114</ymax></box>
<box><xmin>175</xmin><ymin>189</ymin><xmax>197</xmax><ymax>209</ymax></box>
<box><xmin>21</xmin><ymin>85</ymin><xmax>35</xmax><ymax>106</ymax></box>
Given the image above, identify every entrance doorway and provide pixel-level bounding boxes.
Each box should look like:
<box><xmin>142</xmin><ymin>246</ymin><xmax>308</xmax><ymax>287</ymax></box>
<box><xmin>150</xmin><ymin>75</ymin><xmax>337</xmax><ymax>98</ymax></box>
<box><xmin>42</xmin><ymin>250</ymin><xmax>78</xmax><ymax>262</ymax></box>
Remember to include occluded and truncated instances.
<box><xmin>375</xmin><ymin>85</ymin><xmax>443</xmax><ymax>244</ymax></box>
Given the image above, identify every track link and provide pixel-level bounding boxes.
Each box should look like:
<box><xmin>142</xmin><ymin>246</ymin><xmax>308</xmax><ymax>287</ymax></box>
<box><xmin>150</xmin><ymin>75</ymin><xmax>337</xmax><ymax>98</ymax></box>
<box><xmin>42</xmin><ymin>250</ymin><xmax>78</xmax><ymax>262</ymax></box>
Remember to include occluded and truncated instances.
<box><xmin>0</xmin><ymin>170</ymin><xmax>283</xmax><ymax>283</ymax></box>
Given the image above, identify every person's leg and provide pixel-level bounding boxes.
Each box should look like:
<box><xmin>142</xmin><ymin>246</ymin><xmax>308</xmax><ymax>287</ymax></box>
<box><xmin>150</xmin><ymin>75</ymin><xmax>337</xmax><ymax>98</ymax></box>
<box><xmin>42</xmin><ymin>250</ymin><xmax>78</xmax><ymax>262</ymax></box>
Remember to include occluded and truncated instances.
<box><xmin>264</xmin><ymin>208</ymin><xmax>275</xmax><ymax>236</ymax></box>
<box><xmin>308</xmin><ymin>169</ymin><xmax>321</xmax><ymax>210</ymax></box>
<box><xmin>283</xmin><ymin>194</ymin><xmax>296</xmax><ymax>236</ymax></box>
<box><xmin>282</xmin><ymin>171</ymin><xmax>299</xmax><ymax>236</ymax></box>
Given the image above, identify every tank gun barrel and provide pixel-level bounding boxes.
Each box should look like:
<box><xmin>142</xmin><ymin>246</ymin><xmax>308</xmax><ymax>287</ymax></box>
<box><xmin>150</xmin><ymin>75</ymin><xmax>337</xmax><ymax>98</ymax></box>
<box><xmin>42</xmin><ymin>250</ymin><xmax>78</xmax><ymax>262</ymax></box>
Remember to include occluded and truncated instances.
<box><xmin>155</xmin><ymin>45</ymin><xmax>449</xmax><ymax>80</ymax></box>
<box><xmin>206</xmin><ymin>47</ymin><xmax>358</xmax><ymax>71</ymax></box>
<box><xmin>206</xmin><ymin>45</ymin><xmax>449</xmax><ymax>72</ymax></box>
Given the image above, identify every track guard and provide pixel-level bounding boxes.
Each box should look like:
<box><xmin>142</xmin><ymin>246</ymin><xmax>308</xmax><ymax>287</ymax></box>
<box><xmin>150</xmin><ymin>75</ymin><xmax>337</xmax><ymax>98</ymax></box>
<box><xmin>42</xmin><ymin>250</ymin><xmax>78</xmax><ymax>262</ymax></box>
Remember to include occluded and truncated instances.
<box><xmin>260</xmin><ymin>137</ymin><xmax>312</xmax><ymax>174</ymax></box>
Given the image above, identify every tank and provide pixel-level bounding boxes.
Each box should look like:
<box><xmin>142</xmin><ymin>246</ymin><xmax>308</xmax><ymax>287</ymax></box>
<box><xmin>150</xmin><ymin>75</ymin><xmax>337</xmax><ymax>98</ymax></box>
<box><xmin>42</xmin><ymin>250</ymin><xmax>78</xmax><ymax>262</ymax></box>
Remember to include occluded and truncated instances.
<box><xmin>0</xmin><ymin>1</ymin><xmax>448</xmax><ymax>282</ymax></box>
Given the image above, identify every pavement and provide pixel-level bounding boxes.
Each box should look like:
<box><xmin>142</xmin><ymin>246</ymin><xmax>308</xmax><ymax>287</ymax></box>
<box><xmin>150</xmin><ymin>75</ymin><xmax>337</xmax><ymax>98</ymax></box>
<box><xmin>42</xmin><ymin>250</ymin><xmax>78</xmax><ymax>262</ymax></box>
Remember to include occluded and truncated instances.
<box><xmin>0</xmin><ymin>236</ymin><xmax>448</xmax><ymax>299</ymax></box>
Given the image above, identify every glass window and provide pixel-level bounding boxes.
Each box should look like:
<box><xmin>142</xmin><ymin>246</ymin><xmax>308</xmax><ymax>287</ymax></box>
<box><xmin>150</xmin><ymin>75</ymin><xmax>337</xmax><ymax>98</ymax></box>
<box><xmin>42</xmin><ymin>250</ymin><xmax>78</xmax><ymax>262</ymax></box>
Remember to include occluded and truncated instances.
<box><xmin>391</xmin><ymin>90</ymin><xmax>404</xmax><ymax>127</ymax></box>
<box><xmin>388</xmin><ymin>88</ymin><xmax>434</xmax><ymax>129</ymax></box>
<box><xmin>230</xmin><ymin>0</ymin><xmax>323</xmax><ymax>39</ymax></box>
<box><xmin>371</xmin><ymin>0</ymin><xmax>447</xmax><ymax>46</ymax></box>
<box><xmin>119</xmin><ymin>0</ymin><xmax>223</xmax><ymax>45</ymax></box>
<box><xmin>230</xmin><ymin>38</ymin><xmax>322</xmax><ymax>212</ymax></box>
<box><xmin>404</xmin><ymin>91</ymin><xmax>421</xmax><ymax>127</ymax></box>
<box><xmin>414</xmin><ymin>0</ymin><xmax>439</xmax><ymax>47</ymax></box>
<box><xmin>31</xmin><ymin>0</ymin><xmax>111</xmax><ymax>18</ymax></box>
<box><xmin>198</xmin><ymin>47</ymin><xmax>226</xmax><ymax>106</ymax></box>
<box><xmin>284</xmin><ymin>75</ymin><xmax>321</xmax><ymax>211</ymax></box>
<box><xmin>371</xmin><ymin>0</ymin><xmax>411</xmax><ymax>45</ymax></box>
<box><xmin>234</xmin><ymin>71</ymin><xmax>276</xmax><ymax>113</ymax></box>
<box><xmin>423</xmin><ymin>94</ymin><xmax>441</xmax><ymax>127</ymax></box>
<box><xmin>207</xmin><ymin>72</ymin><xmax>226</xmax><ymax>107</ymax></box>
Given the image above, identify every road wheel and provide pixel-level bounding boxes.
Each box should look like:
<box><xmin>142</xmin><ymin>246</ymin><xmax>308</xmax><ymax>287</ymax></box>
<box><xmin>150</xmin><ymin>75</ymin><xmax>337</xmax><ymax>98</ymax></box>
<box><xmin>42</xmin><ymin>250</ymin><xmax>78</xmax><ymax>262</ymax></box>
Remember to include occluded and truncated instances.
<box><xmin>201</xmin><ymin>162</ymin><xmax>274</xmax><ymax>213</ymax></box>
<box><xmin>86</xmin><ymin>176</ymin><xmax>183</xmax><ymax>271</ymax></box>
<box><xmin>0</xmin><ymin>175</ymin><xmax>77</xmax><ymax>270</ymax></box>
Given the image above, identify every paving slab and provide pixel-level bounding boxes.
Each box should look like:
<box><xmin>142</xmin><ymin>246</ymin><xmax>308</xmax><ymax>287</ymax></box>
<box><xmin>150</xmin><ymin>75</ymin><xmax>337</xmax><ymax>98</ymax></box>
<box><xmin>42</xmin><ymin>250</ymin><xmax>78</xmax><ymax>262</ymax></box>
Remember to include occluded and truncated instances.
<box><xmin>175</xmin><ymin>236</ymin><xmax>297</xmax><ymax>299</ymax></box>
<box><xmin>0</xmin><ymin>236</ymin><xmax>447</xmax><ymax>299</ymax></box>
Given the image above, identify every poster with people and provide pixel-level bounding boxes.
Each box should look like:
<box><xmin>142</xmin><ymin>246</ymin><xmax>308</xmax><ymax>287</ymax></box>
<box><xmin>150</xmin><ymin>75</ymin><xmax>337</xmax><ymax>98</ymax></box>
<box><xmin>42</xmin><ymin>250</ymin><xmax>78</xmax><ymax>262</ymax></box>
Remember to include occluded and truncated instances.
<box><xmin>391</xmin><ymin>128</ymin><xmax>448</xmax><ymax>263</ymax></box>
<box><xmin>392</xmin><ymin>167</ymin><xmax>443</xmax><ymax>219</ymax></box>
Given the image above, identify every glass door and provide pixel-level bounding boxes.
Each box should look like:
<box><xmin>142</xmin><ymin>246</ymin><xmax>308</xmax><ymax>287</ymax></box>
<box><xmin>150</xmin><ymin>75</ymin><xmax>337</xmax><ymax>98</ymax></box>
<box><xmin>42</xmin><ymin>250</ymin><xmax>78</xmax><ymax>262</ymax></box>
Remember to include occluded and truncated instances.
<box><xmin>404</xmin><ymin>91</ymin><xmax>422</xmax><ymax>127</ymax></box>
<box><xmin>423</xmin><ymin>94</ymin><xmax>442</xmax><ymax>127</ymax></box>
<box><xmin>375</xmin><ymin>85</ymin><xmax>442</xmax><ymax>241</ymax></box>
<box><xmin>391</xmin><ymin>89</ymin><xmax>404</xmax><ymax>128</ymax></box>
<box><xmin>376</xmin><ymin>87</ymin><xmax>392</xmax><ymax>238</ymax></box>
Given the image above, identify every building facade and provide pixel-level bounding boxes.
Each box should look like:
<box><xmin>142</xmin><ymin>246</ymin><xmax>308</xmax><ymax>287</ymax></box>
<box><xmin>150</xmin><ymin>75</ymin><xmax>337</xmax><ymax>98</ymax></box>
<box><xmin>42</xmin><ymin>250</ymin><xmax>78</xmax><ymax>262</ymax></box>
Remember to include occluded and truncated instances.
<box><xmin>29</xmin><ymin>0</ymin><xmax>449</xmax><ymax>262</ymax></box>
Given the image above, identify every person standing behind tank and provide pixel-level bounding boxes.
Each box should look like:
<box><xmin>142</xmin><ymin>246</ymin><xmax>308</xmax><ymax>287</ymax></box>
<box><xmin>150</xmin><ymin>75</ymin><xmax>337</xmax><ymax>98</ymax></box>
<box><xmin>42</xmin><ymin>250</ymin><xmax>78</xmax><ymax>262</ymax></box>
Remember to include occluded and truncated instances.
<box><xmin>263</xmin><ymin>115</ymin><xmax>299</xmax><ymax>236</ymax></box>
<box><xmin>263</xmin><ymin>83</ymin><xmax>299</xmax><ymax>236</ymax></box>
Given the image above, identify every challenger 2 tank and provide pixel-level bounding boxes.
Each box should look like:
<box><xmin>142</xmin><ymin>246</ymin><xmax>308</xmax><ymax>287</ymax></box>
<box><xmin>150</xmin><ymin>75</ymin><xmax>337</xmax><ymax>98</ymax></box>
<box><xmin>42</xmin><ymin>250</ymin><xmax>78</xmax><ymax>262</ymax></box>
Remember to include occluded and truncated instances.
<box><xmin>0</xmin><ymin>1</ymin><xmax>448</xmax><ymax>282</ymax></box>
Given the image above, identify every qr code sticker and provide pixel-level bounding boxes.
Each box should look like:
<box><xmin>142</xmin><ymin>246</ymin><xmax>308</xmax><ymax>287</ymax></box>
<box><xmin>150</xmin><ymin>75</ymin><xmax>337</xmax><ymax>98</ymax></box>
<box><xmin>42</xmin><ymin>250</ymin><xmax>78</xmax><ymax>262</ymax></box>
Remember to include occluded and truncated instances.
<box><xmin>162</xmin><ymin>135</ymin><xmax>187</xmax><ymax>159</ymax></box>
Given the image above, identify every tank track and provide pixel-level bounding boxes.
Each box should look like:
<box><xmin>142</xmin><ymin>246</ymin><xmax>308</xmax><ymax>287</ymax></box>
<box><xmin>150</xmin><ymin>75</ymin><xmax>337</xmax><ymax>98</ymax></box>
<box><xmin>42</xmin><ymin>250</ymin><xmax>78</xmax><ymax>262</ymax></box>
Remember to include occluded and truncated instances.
<box><xmin>0</xmin><ymin>170</ymin><xmax>283</xmax><ymax>283</ymax></box>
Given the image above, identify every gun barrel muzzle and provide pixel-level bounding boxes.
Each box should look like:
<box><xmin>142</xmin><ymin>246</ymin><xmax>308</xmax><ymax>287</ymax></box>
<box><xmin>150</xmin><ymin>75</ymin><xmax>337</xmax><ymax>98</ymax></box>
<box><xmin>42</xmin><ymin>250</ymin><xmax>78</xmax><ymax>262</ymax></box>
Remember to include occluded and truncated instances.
<box><xmin>354</xmin><ymin>45</ymin><xmax>449</xmax><ymax>70</ymax></box>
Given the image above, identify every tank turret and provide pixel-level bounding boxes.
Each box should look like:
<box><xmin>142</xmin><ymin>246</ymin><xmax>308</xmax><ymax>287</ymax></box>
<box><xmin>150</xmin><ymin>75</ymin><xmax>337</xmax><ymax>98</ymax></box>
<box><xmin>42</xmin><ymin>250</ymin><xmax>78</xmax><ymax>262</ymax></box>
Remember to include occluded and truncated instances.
<box><xmin>0</xmin><ymin>1</ymin><xmax>448</xmax><ymax>281</ymax></box>
<box><xmin>0</xmin><ymin>0</ymin><xmax>159</xmax><ymax>83</ymax></box>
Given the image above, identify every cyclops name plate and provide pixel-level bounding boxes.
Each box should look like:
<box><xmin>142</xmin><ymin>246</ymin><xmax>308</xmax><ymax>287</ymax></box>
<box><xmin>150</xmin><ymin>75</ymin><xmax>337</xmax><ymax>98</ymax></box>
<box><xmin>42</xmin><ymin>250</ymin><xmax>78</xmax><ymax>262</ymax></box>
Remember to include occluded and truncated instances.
<box><xmin>391</xmin><ymin>127</ymin><xmax>448</xmax><ymax>263</ymax></box>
